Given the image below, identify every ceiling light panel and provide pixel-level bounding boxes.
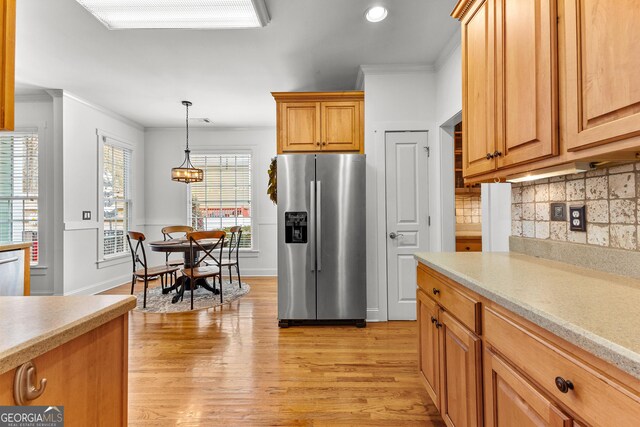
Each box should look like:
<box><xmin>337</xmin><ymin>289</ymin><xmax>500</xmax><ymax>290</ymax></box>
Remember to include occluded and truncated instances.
<box><xmin>75</xmin><ymin>0</ymin><xmax>270</xmax><ymax>30</ymax></box>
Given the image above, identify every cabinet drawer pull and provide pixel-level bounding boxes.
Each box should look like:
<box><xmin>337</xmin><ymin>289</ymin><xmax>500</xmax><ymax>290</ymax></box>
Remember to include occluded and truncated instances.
<box><xmin>14</xmin><ymin>361</ymin><xmax>47</xmax><ymax>405</ymax></box>
<box><xmin>432</xmin><ymin>288</ymin><xmax>440</xmax><ymax>295</ymax></box>
<box><xmin>0</xmin><ymin>256</ymin><xmax>19</xmax><ymax>265</ymax></box>
<box><xmin>554</xmin><ymin>376</ymin><xmax>574</xmax><ymax>393</ymax></box>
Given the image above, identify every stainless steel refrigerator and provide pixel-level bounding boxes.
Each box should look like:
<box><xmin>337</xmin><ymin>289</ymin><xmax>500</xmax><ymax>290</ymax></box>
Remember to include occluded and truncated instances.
<box><xmin>277</xmin><ymin>154</ymin><xmax>366</xmax><ymax>327</ymax></box>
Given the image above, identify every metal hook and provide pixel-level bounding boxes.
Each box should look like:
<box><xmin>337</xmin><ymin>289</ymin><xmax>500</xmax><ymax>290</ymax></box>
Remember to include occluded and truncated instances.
<box><xmin>14</xmin><ymin>361</ymin><xmax>47</xmax><ymax>405</ymax></box>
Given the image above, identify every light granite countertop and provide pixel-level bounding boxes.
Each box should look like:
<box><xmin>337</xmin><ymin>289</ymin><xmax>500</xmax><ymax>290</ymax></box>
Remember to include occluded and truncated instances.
<box><xmin>0</xmin><ymin>295</ymin><xmax>136</xmax><ymax>375</ymax></box>
<box><xmin>415</xmin><ymin>252</ymin><xmax>640</xmax><ymax>379</ymax></box>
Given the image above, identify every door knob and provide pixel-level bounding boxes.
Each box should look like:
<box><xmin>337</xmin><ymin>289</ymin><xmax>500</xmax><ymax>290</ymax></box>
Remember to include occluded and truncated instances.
<box><xmin>389</xmin><ymin>232</ymin><xmax>404</xmax><ymax>239</ymax></box>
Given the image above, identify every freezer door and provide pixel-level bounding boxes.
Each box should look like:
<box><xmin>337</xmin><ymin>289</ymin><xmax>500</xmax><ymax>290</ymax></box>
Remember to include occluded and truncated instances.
<box><xmin>315</xmin><ymin>154</ymin><xmax>366</xmax><ymax>320</ymax></box>
<box><xmin>277</xmin><ymin>154</ymin><xmax>317</xmax><ymax>320</ymax></box>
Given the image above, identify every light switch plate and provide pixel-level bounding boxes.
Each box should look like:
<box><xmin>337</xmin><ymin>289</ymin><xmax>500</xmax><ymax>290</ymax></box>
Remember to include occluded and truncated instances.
<box><xmin>550</xmin><ymin>203</ymin><xmax>566</xmax><ymax>221</ymax></box>
<box><xmin>82</xmin><ymin>211</ymin><xmax>91</xmax><ymax>220</ymax></box>
<box><xmin>569</xmin><ymin>205</ymin><xmax>586</xmax><ymax>231</ymax></box>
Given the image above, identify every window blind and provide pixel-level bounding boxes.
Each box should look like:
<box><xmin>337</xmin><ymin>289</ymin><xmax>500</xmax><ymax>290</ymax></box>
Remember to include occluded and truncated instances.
<box><xmin>103</xmin><ymin>142</ymin><xmax>132</xmax><ymax>257</ymax></box>
<box><xmin>0</xmin><ymin>131</ymin><xmax>39</xmax><ymax>264</ymax></box>
<box><xmin>190</xmin><ymin>153</ymin><xmax>252</xmax><ymax>249</ymax></box>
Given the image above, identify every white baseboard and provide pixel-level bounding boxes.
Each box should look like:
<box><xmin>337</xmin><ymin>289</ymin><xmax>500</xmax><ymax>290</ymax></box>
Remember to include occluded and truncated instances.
<box><xmin>29</xmin><ymin>290</ymin><xmax>55</xmax><ymax>296</ymax></box>
<box><xmin>366</xmin><ymin>307</ymin><xmax>386</xmax><ymax>322</ymax></box>
<box><xmin>63</xmin><ymin>274</ymin><xmax>131</xmax><ymax>296</ymax></box>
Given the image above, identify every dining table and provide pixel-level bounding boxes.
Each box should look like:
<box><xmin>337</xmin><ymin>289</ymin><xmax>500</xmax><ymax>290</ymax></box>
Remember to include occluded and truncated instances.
<box><xmin>148</xmin><ymin>238</ymin><xmax>222</xmax><ymax>304</ymax></box>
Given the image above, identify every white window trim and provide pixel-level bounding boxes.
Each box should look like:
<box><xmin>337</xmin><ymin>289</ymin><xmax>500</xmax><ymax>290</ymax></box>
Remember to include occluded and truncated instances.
<box><xmin>96</xmin><ymin>129</ymin><xmax>134</xmax><ymax>264</ymax></box>
<box><xmin>186</xmin><ymin>147</ymin><xmax>259</xmax><ymax>256</ymax></box>
<box><xmin>1</xmin><ymin>124</ymin><xmax>47</xmax><ymax>269</ymax></box>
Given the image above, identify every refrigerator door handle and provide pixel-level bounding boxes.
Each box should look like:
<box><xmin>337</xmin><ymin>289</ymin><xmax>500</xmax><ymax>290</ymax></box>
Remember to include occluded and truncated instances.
<box><xmin>317</xmin><ymin>180</ymin><xmax>322</xmax><ymax>271</ymax></box>
<box><xmin>310</xmin><ymin>181</ymin><xmax>315</xmax><ymax>272</ymax></box>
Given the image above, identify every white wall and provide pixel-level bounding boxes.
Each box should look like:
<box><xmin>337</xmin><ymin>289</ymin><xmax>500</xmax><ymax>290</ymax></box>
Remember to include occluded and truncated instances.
<box><xmin>143</xmin><ymin>127</ymin><xmax>277</xmax><ymax>276</ymax></box>
<box><xmin>361</xmin><ymin>67</ymin><xmax>439</xmax><ymax>322</ymax></box>
<box><xmin>61</xmin><ymin>93</ymin><xmax>146</xmax><ymax>295</ymax></box>
<box><xmin>12</xmin><ymin>94</ymin><xmax>57</xmax><ymax>294</ymax></box>
<box><xmin>435</xmin><ymin>31</ymin><xmax>463</xmax><ymax>253</ymax></box>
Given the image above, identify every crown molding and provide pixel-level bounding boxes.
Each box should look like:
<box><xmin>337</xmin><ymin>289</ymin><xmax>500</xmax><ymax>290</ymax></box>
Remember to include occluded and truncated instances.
<box><xmin>62</xmin><ymin>91</ymin><xmax>144</xmax><ymax>131</ymax></box>
<box><xmin>357</xmin><ymin>64</ymin><xmax>434</xmax><ymax>90</ymax></box>
<box><xmin>15</xmin><ymin>92</ymin><xmax>53</xmax><ymax>103</ymax></box>
<box><xmin>145</xmin><ymin>125</ymin><xmax>276</xmax><ymax>132</ymax></box>
<box><xmin>251</xmin><ymin>0</ymin><xmax>271</xmax><ymax>27</ymax></box>
<box><xmin>435</xmin><ymin>27</ymin><xmax>461</xmax><ymax>71</ymax></box>
<box><xmin>451</xmin><ymin>0</ymin><xmax>476</xmax><ymax>20</ymax></box>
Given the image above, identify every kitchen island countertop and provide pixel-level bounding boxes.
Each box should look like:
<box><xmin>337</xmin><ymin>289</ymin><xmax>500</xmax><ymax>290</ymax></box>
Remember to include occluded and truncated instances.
<box><xmin>415</xmin><ymin>251</ymin><xmax>640</xmax><ymax>379</ymax></box>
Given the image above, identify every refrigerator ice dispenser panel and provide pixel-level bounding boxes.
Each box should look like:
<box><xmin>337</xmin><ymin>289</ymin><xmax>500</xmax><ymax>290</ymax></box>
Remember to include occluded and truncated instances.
<box><xmin>285</xmin><ymin>211</ymin><xmax>308</xmax><ymax>243</ymax></box>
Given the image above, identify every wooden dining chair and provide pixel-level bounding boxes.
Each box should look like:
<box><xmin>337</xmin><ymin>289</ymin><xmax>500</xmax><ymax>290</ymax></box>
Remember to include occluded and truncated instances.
<box><xmin>161</xmin><ymin>225</ymin><xmax>194</xmax><ymax>286</ymax></box>
<box><xmin>127</xmin><ymin>231</ymin><xmax>180</xmax><ymax>308</ymax></box>
<box><xmin>182</xmin><ymin>230</ymin><xmax>226</xmax><ymax>310</ymax></box>
<box><xmin>220</xmin><ymin>226</ymin><xmax>243</xmax><ymax>289</ymax></box>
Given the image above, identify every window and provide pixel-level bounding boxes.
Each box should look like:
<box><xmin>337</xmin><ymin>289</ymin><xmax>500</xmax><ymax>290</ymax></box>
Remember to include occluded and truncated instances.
<box><xmin>189</xmin><ymin>153</ymin><xmax>252</xmax><ymax>249</ymax></box>
<box><xmin>101</xmin><ymin>140</ymin><xmax>132</xmax><ymax>258</ymax></box>
<box><xmin>0</xmin><ymin>130</ymin><xmax>39</xmax><ymax>264</ymax></box>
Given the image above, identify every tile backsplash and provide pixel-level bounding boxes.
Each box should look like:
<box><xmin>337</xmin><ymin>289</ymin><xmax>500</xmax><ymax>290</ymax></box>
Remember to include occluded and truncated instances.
<box><xmin>511</xmin><ymin>162</ymin><xmax>640</xmax><ymax>250</ymax></box>
<box><xmin>456</xmin><ymin>194</ymin><xmax>482</xmax><ymax>224</ymax></box>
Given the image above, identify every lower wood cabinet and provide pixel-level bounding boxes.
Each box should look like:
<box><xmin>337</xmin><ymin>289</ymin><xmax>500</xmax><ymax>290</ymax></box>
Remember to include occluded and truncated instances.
<box><xmin>417</xmin><ymin>266</ymin><xmax>482</xmax><ymax>427</ymax></box>
<box><xmin>418</xmin><ymin>289</ymin><xmax>440</xmax><ymax>409</ymax></box>
<box><xmin>484</xmin><ymin>346</ymin><xmax>573</xmax><ymax>427</ymax></box>
<box><xmin>439</xmin><ymin>310</ymin><xmax>482</xmax><ymax>427</ymax></box>
<box><xmin>0</xmin><ymin>315</ymin><xmax>128</xmax><ymax>426</ymax></box>
<box><xmin>417</xmin><ymin>262</ymin><xmax>640</xmax><ymax>427</ymax></box>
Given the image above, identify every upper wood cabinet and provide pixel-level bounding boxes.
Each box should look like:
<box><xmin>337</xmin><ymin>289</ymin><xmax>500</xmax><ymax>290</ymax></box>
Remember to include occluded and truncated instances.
<box><xmin>563</xmin><ymin>0</ymin><xmax>640</xmax><ymax>151</ymax></box>
<box><xmin>495</xmin><ymin>0</ymin><xmax>558</xmax><ymax>168</ymax></box>
<box><xmin>460</xmin><ymin>0</ymin><xmax>496</xmax><ymax>176</ymax></box>
<box><xmin>0</xmin><ymin>0</ymin><xmax>16</xmax><ymax>131</ymax></box>
<box><xmin>455</xmin><ymin>0</ymin><xmax>558</xmax><ymax>178</ymax></box>
<box><xmin>272</xmin><ymin>92</ymin><xmax>364</xmax><ymax>154</ymax></box>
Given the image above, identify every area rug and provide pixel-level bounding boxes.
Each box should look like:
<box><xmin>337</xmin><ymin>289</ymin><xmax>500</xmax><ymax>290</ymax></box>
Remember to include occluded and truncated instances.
<box><xmin>133</xmin><ymin>280</ymin><xmax>250</xmax><ymax>313</ymax></box>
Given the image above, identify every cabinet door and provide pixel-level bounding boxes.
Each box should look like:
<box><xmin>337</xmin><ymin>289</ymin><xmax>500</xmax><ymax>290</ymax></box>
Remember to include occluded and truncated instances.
<box><xmin>320</xmin><ymin>101</ymin><xmax>361</xmax><ymax>152</ymax></box>
<box><xmin>417</xmin><ymin>289</ymin><xmax>440</xmax><ymax>410</ymax></box>
<box><xmin>461</xmin><ymin>0</ymin><xmax>496</xmax><ymax>177</ymax></box>
<box><xmin>279</xmin><ymin>102</ymin><xmax>321</xmax><ymax>152</ymax></box>
<box><xmin>484</xmin><ymin>347</ymin><xmax>573</xmax><ymax>427</ymax></box>
<box><xmin>563</xmin><ymin>0</ymin><xmax>640</xmax><ymax>151</ymax></box>
<box><xmin>495</xmin><ymin>0</ymin><xmax>558</xmax><ymax>168</ymax></box>
<box><xmin>439</xmin><ymin>310</ymin><xmax>482</xmax><ymax>427</ymax></box>
<box><xmin>1</xmin><ymin>0</ymin><xmax>16</xmax><ymax>130</ymax></box>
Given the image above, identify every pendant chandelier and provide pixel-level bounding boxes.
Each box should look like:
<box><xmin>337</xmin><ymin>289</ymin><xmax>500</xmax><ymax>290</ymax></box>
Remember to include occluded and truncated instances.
<box><xmin>171</xmin><ymin>100</ymin><xmax>203</xmax><ymax>183</ymax></box>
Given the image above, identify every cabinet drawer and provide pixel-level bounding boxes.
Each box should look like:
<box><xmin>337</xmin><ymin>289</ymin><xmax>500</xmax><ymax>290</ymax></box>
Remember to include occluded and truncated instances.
<box><xmin>417</xmin><ymin>265</ymin><xmax>481</xmax><ymax>334</ymax></box>
<box><xmin>484</xmin><ymin>306</ymin><xmax>640</xmax><ymax>426</ymax></box>
<box><xmin>456</xmin><ymin>239</ymin><xmax>482</xmax><ymax>252</ymax></box>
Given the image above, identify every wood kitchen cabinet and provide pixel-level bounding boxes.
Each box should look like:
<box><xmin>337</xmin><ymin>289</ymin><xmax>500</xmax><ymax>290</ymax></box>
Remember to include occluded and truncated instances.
<box><xmin>417</xmin><ymin>264</ymin><xmax>483</xmax><ymax>427</ymax></box>
<box><xmin>0</xmin><ymin>0</ymin><xmax>16</xmax><ymax>130</ymax></box>
<box><xmin>562</xmin><ymin>0</ymin><xmax>640</xmax><ymax>152</ymax></box>
<box><xmin>272</xmin><ymin>92</ymin><xmax>364</xmax><ymax>154</ymax></box>
<box><xmin>417</xmin><ymin>261</ymin><xmax>640</xmax><ymax>427</ymax></box>
<box><xmin>483</xmin><ymin>347</ymin><xmax>573</xmax><ymax>427</ymax></box>
<box><xmin>456</xmin><ymin>0</ymin><xmax>558</xmax><ymax>178</ymax></box>
<box><xmin>0</xmin><ymin>314</ymin><xmax>128</xmax><ymax>426</ymax></box>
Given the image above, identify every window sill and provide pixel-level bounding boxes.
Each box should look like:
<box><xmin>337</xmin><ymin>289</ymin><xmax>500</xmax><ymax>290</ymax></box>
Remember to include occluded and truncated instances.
<box><xmin>97</xmin><ymin>254</ymin><xmax>130</xmax><ymax>269</ymax></box>
<box><xmin>31</xmin><ymin>265</ymin><xmax>48</xmax><ymax>276</ymax></box>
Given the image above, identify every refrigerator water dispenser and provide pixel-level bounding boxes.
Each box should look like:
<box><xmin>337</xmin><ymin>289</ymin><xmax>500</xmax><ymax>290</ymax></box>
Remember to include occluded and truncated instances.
<box><xmin>284</xmin><ymin>212</ymin><xmax>307</xmax><ymax>243</ymax></box>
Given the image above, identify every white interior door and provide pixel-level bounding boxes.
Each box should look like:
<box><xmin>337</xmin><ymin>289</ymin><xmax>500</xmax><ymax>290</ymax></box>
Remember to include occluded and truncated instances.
<box><xmin>385</xmin><ymin>131</ymin><xmax>429</xmax><ymax>320</ymax></box>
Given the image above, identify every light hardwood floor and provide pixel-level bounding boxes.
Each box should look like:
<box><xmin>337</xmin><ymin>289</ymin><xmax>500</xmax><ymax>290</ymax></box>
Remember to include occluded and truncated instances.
<box><xmin>103</xmin><ymin>277</ymin><xmax>444</xmax><ymax>426</ymax></box>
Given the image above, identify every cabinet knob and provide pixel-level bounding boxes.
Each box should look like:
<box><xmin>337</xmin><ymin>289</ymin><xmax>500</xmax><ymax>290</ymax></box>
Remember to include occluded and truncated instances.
<box><xmin>432</xmin><ymin>288</ymin><xmax>440</xmax><ymax>295</ymax></box>
<box><xmin>486</xmin><ymin>152</ymin><xmax>494</xmax><ymax>160</ymax></box>
<box><xmin>465</xmin><ymin>246</ymin><xmax>471</xmax><ymax>251</ymax></box>
<box><xmin>316</xmin><ymin>142</ymin><xmax>321</xmax><ymax>146</ymax></box>
<box><xmin>13</xmin><ymin>361</ymin><xmax>47</xmax><ymax>406</ymax></box>
<box><xmin>554</xmin><ymin>376</ymin><xmax>574</xmax><ymax>393</ymax></box>
<box><xmin>493</xmin><ymin>150</ymin><xmax>503</xmax><ymax>158</ymax></box>
<box><xmin>435</xmin><ymin>321</ymin><xmax>443</xmax><ymax>329</ymax></box>
<box><xmin>322</xmin><ymin>142</ymin><xmax>326</xmax><ymax>146</ymax></box>
<box><xmin>430</xmin><ymin>316</ymin><xmax>437</xmax><ymax>324</ymax></box>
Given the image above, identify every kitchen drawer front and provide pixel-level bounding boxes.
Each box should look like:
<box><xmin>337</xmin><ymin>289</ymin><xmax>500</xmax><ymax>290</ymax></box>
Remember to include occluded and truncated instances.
<box><xmin>484</xmin><ymin>306</ymin><xmax>640</xmax><ymax>426</ymax></box>
<box><xmin>456</xmin><ymin>239</ymin><xmax>482</xmax><ymax>252</ymax></box>
<box><xmin>417</xmin><ymin>265</ymin><xmax>481</xmax><ymax>334</ymax></box>
<box><xmin>0</xmin><ymin>249</ymin><xmax>24</xmax><ymax>296</ymax></box>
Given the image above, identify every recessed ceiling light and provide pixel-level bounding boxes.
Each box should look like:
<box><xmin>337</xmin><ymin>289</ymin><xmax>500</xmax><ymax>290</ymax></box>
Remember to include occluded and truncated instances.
<box><xmin>365</xmin><ymin>6</ymin><xmax>388</xmax><ymax>23</ymax></box>
<box><xmin>75</xmin><ymin>0</ymin><xmax>270</xmax><ymax>30</ymax></box>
